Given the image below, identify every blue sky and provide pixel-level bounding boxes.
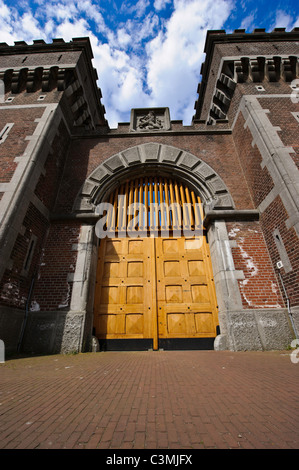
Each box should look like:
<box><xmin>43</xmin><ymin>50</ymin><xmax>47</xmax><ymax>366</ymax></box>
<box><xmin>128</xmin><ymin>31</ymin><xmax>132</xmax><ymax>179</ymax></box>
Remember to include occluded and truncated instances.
<box><xmin>0</xmin><ymin>0</ymin><xmax>298</xmax><ymax>127</ymax></box>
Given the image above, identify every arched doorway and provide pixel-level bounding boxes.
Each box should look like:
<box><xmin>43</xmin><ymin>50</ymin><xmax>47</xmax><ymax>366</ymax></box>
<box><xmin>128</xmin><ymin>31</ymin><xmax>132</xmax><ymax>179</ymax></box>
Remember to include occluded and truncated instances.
<box><xmin>92</xmin><ymin>175</ymin><xmax>219</xmax><ymax>350</ymax></box>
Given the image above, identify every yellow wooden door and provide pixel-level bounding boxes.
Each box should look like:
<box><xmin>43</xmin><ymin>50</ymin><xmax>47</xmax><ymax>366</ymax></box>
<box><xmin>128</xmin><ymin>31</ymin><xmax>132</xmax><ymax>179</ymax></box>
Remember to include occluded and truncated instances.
<box><xmin>93</xmin><ymin>237</ymin><xmax>158</xmax><ymax>348</ymax></box>
<box><xmin>94</xmin><ymin>235</ymin><xmax>218</xmax><ymax>350</ymax></box>
<box><xmin>155</xmin><ymin>236</ymin><xmax>218</xmax><ymax>343</ymax></box>
<box><xmin>93</xmin><ymin>176</ymin><xmax>219</xmax><ymax>350</ymax></box>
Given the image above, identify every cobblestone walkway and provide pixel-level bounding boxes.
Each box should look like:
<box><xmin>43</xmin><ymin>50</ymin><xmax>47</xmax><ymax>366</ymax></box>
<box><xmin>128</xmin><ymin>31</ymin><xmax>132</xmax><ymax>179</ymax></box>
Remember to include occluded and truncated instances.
<box><xmin>0</xmin><ymin>350</ymin><xmax>298</xmax><ymax>449</ymax></box>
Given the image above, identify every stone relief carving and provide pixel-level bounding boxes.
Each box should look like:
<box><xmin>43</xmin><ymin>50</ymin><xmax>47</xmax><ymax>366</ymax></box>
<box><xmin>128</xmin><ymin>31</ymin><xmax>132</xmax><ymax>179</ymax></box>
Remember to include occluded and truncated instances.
<box><xmin>137</xmin><ymin>110</ymin><xmax>163</xmax><ymax>130</ymax></box>
<box><xmin>130</xmin><ymin>107</ymin><xmax>171</xmax><ymax>132</ymax></box>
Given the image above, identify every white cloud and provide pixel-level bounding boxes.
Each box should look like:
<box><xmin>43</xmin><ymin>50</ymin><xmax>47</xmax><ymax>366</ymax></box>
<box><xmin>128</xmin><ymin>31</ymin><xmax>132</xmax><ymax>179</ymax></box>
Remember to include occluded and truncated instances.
<box><xmin>0</xmin><ymin>1</ymin><xmax>47</xmax><ymax>44</ymax></box>
<box><xmin>120</xmin><ymin>0</ymin><xmax>150</xmax><ymax>18</ymax></box>
<box><xmin>146</xmin><ymin>0</ymin><xmax>234</xmax><ymax>123</ymax></box>
<box><xmin>116</xmin><ymin>28</ymin><xmax>131</xmax><ymax>48</ymax></box>
<box><xmin>20</xmin><ymin>12</ymin><xmax>45</xmax><ymax>39</ymax></box>
<box><xmin>273</xmin><ymin>10</ymin><xmax>299</xmax><ymax>30</ymax></box>
<box><xmin>44</xmin><ymin>2</ymin><xmax>78</xmax><ymax>22</ymax></box>
<box><xmin>55</xmin><ymin>18</ymin><xmax>90</xmax><ymax>41</ymax></box>
<box><xmin>91</xmin><ymin>40</ymin><xmax>151</xmax><ymax>125</ymax></box>
<box><xmin>0</xmin><ymin>0</ymin><xmax>9</xmax><ymax>18</ymax></box>
<box><xmin>154</xmin><ymin>0</ymin><xmax>172</xmax><ymax>11</ymax></box>
<box><xmin>239</xmin><ymin>12</ymin><xmax>256</xmax><ymax>32</ymax></box>
<box><xmin>0</xmin><ymin>0</ymin><xmax>236</xmax><ymax>127</ymax></box>
<box><xmin>124</xmin><ymin>13</ymin><xmax>160</xmax><ymax>47</ymax></box>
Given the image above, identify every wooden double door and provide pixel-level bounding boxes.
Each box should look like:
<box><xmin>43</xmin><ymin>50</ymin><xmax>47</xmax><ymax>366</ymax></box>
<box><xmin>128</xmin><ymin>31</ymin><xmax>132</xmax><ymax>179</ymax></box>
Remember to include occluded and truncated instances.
<box><xmin>93</xmin><ymin>234</ymin><xmax>219</xmax><ymax>350</ymax></box>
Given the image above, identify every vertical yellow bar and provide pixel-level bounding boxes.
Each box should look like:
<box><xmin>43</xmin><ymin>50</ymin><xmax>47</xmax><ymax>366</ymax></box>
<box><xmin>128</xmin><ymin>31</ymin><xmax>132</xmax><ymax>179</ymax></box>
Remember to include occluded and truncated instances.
<box><xmin>149</xmin><ymin>177</ymin><xmax>154</xmax><ymax>230</ymax></box>
<box><xmin>106</xmin><ymin>190</ymin><xmax>114</xmax><ymax>234</ymax></box>
<box><xmin>185</xmin><ymin>186</ymin><xmax>194</xmax><ymax>227</ymax></box>
<box><xmin>128</xmin><ymin>179</ymin><xmax>134</xmax><ymax>226</ymax></box>
<box><xmin>179</xmin><ymin>181</ymin><xmax>188</xmax><ymax>229</ymax></box>
<box><xmin>191</xmin><ymin>190</ymin><xmax>200</xmax><ymax>227</ymax></box>
<box><xmin>144</xmin><ymin>177</ymin><xmax>148</xmax><ymax>232</ymax></box>
<box><xmin>117</xmin><ymin>185</ymin><xmax>123</xmax><ymax>232</ymax></box>
<box><xmin>163</xmin><ymin>178</ymin><xmax>170</xmax><ymax>229</ymax></box>
<box><xmin>174</xmin><ymin>180</ymin><xmax>181</xmax><ymax>228</ymax></box>
<box><xmin>154</xmin><ymin>177</ymin><xmax>159</xmax><ymax>230</ymax></box>
<box><xmin>138</xmin><ymin>177</ymin><xmax>143</xmax><ymax>231</ymax></box>
<box><xmin>122</xmin><ymin>181</ymin><xmax>129</xmax><ymax>231</ymax></box>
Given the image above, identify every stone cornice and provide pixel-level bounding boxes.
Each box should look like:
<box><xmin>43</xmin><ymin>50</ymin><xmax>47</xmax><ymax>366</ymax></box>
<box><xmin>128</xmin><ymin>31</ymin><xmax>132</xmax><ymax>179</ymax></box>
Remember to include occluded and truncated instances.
<box><xmin>203</xmin><ymin>209</ymin><xmax>260</xmax><ymax>228</ymax></box>
<box><xmin>69</xmin><ymin>126</ymin><xmax>232</xmax><ymax>138</ymax></box>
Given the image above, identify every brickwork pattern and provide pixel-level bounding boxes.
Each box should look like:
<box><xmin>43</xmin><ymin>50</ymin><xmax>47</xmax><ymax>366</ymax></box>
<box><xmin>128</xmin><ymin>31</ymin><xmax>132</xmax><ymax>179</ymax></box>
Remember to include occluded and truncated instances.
<box><xmin>227</xmin><ymin>81</ymin><xmax>296</xmax><ymax>123</ymax></box>
<box><xmin>0</xmin><ymin>350</ymin><xmax>299</xmax><ymax>449</ymax></box>
<box><xmin>0</xmin><ymin>203</ymin><xmax>49</xmax><ymax>309</ymax></box>
<box><xmin>0</xmin><ymin>107</ymin><xmax>44</xmax><ymax>182</ymax></box>
<box><xmin>31</xmin><ymin>222</ymin><xmax>81</xmax><ymax>311</ymax></box>
<box><xmin>259</xmin><ymin>96</ymin><xmax>299</xmax><ymax>169</ymax></box>
<box><xmin>0</xmin><ymin>50</ymin><xmax>81</xmax><ymax>70</ymax></box>
<box><xmin>0</xmin><ymin>111</ymin><xmax>72</xmax><ymax>311</ymax></box>
<box><xmin>34</xmin><ymin>119</ymin><xmax>70</xmax><ymax>211</ymax></box>
<box><xmin>260</xmin><ymin>197</ymin><xmax>299</xmax><ymax>307</ymax></box>
<box><xmin>231</xmin><ymin>97</ymin><xmax>299</xmax><ymax>307</ymax></box>
<box><xmin>227</xmin><ymin>221</ymin><xmax>284</xmax><ymax>309</ymax></box>
<box><xmin>232</xmin><ymin>112</ymin><xmax>274</xmax><ymax>207</ymax></box>
<box><xmin>55</xmin><ymin>133</ymin><xmax>254</xmax><ymax>214</ymax></box>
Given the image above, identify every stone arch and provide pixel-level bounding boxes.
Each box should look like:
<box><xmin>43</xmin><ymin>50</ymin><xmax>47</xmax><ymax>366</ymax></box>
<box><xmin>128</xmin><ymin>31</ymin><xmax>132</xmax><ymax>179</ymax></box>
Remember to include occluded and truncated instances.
<box><xmin>71</xmin><ymin>142</ymin><xmax>238</xmax><ymax>352</ymax></box>
<box><xmin>73</xmin><ymin>142</ymin><xmax>234</xmax><ymax>213</ymax></box>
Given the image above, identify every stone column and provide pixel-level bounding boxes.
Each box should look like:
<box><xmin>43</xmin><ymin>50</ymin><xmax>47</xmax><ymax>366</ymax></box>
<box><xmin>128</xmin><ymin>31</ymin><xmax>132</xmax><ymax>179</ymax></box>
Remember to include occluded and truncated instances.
<box><xmin>61</xmin><ymin>224</ymin><xmax>98</xmax><ymax>353</ymax></box>
<box><xmin>207</xmin><ymin>220</ymin><xmax>245</xmax><ymax>350</ymax></box>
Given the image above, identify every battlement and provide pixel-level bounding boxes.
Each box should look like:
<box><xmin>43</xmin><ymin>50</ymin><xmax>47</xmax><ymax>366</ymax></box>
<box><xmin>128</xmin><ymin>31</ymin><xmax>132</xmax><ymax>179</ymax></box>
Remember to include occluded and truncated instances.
<box><xmin>194</xmin><ymin>28</ymin><xmax>299</xmax><ymax>123</ymax></box>
<box><xmin>0</xmin><ymin>37</ymin><xmax>107</xmax><ymax>128</ymax></box>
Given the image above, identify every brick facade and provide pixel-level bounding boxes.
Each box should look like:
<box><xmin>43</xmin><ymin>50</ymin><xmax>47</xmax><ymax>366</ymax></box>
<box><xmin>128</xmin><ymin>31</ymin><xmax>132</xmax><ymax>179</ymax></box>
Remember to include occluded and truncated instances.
<box><xmin>0</xmin><ymin>29</ymin><xmax>298</xmax><ymax>354</ymax></box>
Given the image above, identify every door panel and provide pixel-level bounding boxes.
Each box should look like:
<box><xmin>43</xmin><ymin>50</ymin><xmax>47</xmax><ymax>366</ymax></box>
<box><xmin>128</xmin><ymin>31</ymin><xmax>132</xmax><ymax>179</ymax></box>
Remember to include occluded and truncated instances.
<box><xmin>155</xmin><ymin>236</ymin><xmax>218</xmax><ymax>340</ymax></box>
<box><xmin>94</xmin><ymin>235</ymin><xmax>218</xmax><ymax>348</ymax></box>
<box><xmin>93</xmin><ymin>237</ymin><xmax>155</xmax><ymax>341</ymax></box>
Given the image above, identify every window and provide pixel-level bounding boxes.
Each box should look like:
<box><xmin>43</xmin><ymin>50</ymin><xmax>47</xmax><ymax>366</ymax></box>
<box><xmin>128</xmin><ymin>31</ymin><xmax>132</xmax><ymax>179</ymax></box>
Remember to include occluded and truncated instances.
<box><xmin>291</xmin><ymin>112</ymin><xmax>299</xmax><ymax>124</ymax></box>
<box><xmin>0</xmin><ymin>123</ymin><xmax>14</xmax><ymax>144</ymax></box>
<box><xmin>21</xmin><ymin>234</ymin><xmax>37</xmax><ymax>276</ymax></box>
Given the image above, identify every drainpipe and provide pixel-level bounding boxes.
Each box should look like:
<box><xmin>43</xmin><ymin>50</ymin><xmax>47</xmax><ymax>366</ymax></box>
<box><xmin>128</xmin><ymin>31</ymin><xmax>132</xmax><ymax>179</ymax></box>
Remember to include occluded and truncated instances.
<box><xmin>277</xmin><ymin>265</ymin><xmax>298</xmax><ymax>340</ymax></box>
<box><xmin>17</xmin><ymin>275</ymin><xmax>35</xmax><ymax>353</ymax></box>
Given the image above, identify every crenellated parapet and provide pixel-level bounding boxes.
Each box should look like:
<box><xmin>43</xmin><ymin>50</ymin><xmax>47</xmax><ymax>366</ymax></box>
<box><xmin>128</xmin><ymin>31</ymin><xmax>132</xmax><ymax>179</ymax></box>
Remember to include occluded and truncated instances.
<box><xmin>233</xmin><ymin>55</ymin><xmax>298</xmax><ymax>83</ymax></box>
<box><xmin>194</xmin><ymin>28</ymin><xmax>299</xmax><ymax>125</ymax></box>
<box><xmin>0</xmin><ymin>38</ymin><xmax>107</xmax><ymax>129</ymax></box>
<box><xmin>205</xmin><ymin>54</ymin><xmax>299</xmax><ymax>124</ymax></box>
<box><xmin>0</xmin><ymin>65</ymin><xmax>76</xmax><ymax>93</ymax></box>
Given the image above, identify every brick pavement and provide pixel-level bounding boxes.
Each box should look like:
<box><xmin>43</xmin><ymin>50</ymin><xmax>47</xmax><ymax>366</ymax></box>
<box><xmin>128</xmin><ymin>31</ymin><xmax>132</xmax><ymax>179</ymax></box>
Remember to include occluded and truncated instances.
<box><xmin>0</xmin><ymin>350</ymin><xmax>299</xmax><ymax>450</ymax></box>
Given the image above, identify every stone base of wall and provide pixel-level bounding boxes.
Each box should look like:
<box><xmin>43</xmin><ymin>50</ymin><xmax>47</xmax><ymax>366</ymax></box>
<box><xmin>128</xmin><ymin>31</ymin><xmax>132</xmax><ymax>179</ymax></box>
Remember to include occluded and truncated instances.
<box><xmin>0</xmin><ymin>306</ymin><xmax>25</xmax><ymax>353</ymax></box>
<box><xmin>21</xmin><ymin>310</ymin><xmax>88</xmax><ymax>354</ymax></box>
<box><xmin>215</xmin><ymin>308</ymin><xmax>295</xmax><ymax>351</ymax></box>
<box><xmin>0</xmin><ymin>306</ymin><xmax>91</xmax><ymax>355</ymax></box>
<box><xmin>290</xmin><ymin>306</ymin><xmax>299</xmax><ymax>340</ymax></box>
<box><xmin>1</xmin><ymin>305</ymin><xmax>296</xmax><ymax>355</ymax></box>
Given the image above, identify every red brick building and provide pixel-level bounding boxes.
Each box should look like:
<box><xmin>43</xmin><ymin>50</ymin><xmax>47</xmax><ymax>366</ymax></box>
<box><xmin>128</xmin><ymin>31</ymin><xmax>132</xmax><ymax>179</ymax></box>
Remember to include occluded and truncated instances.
<box><xmin>0</xmin><ymin>29</ymin><xmax>298</xmax><ymax>354</ymax></box>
